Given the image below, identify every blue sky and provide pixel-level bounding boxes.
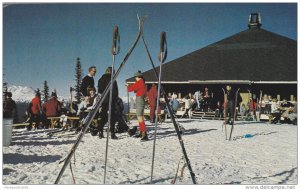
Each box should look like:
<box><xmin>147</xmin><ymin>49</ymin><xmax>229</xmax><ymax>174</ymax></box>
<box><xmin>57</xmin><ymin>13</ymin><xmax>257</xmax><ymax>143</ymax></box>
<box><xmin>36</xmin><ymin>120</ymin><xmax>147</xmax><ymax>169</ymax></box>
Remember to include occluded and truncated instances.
<box><xmin>3</xmin><ymin>3</ymin><xmax>297</xmax><ymax>98</ymax></box>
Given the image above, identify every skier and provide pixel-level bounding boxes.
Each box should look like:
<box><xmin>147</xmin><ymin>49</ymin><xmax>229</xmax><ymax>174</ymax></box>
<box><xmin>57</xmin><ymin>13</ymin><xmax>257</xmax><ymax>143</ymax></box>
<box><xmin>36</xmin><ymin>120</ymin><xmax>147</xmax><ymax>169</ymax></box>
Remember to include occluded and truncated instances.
<box><xmin>97</xmin><ymin>67</ymin><xmax>119</xmax><ymax>139</ymax></box>
<box><xmin>147</xmin><ymin>83</ymin><xmax>158</xmax><ymax>123</ymax></box>
<box><xmin>80</xmin><ymin>66</ymin><xmax>97</xmax><ymax>97</ymax></box>
<box><xmin>127</xmin><ymin>70</ymin><xmax>149</xmax><ymax>141</ymax></box>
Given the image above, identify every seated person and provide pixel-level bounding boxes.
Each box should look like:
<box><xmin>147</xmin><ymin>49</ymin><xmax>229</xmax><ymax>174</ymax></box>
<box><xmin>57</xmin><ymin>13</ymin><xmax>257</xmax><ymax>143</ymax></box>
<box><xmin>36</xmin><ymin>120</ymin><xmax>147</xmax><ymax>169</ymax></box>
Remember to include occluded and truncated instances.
<box><xmin>76</xmin><ymin>87</ymin><xmax>97</xmax><ymax>132</ymax></box>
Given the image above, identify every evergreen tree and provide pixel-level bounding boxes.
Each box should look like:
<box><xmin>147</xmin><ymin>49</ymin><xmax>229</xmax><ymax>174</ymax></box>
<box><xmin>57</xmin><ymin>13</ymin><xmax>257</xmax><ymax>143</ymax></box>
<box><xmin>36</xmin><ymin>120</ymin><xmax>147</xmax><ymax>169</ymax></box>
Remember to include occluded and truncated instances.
<box><xmin>3</xmin><ymin>82</ymin><xmax>8</xmax><ymax>102</ymax></box>
<box><xmin>74</xmin><ymin>57</ymin><xmax>82</xmax><ymax>102</ymax></box>
<box><xmin>43</xmin><ymin>80</ymin><xmax>49</xmax><ymax>103</ymax></box>
<box><xmin>36</xmin><ymin>88</ymin><xmax>41</xmax><ymax>96</ymax></box>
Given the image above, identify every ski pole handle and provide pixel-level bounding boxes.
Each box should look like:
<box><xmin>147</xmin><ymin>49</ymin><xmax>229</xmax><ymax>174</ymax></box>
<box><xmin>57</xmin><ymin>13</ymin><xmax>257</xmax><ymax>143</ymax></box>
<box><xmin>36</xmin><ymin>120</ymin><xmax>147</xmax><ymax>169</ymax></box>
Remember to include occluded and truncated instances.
<box><xmin>160</xmin><ymin>31</ymin><xmax>166</xmax><ymax>53</ymax></box>
<box><xmin>159</xmin><ymin>31</ymin><xmax>167</xmax><ymax>63</ymax></box>
<box><xmin>112</xmin><ymin>26</ymin><xmax>120</xmax><ymax>55</ymax></box>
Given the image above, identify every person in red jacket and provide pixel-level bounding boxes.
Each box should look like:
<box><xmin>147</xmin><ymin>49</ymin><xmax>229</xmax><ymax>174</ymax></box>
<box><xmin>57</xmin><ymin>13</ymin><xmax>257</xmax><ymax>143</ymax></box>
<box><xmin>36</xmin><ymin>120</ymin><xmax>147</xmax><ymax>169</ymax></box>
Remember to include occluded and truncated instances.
<box><xmin>43</xmin><ymin>92</ymin><xmax>61</xmax><ymax>117</ymax></box>
<box><xmin>127</xmin><ymin>71</ymin><xmax>148</xmax><ymax>141</ymax></box>
<box><xmin>42</xmin><ymin>92</ymin><xmax>61</xmax><ymax>128</ymax></box>
<box><xmin>147</xmin><ymin>83</ymin><xmax>158</xmax><ymax>123</ymax></box>
<box><xmin>27</xmin><ymin>92</ymin><xmax>42</xmax><ymax>130</ymax></box>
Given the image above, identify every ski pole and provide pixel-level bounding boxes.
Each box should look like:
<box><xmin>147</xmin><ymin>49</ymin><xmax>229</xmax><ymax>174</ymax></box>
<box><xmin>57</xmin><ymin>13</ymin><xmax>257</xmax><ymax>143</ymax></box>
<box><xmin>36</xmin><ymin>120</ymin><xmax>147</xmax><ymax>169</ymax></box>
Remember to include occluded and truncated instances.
<box><xmin>222</xmin><ymin>88</ymin><xmax>228</xmax><ymax>140</ymax></box>
<box><xmin>142</xmin><ymin>32</ymin><xmax>196</xmax><ymax>184</ymax></box>
<box><xmin>150</xmin><ymin>31</ymin><xmax>167</xmax><ymax>183</ymax></box>
<box><xmin>103</xmin><ymin>25</ymin><xmax>120</xmax><ymax>184</ymax></box>
<box><xmin>70</xmin><ymin>87</ymin><xmax>73</xmax><ymax>113</ymax></box>
<box><xmin>54</xmin><ymin>16</ymin><xmax>143</xmax><ymax>184</ymax></box>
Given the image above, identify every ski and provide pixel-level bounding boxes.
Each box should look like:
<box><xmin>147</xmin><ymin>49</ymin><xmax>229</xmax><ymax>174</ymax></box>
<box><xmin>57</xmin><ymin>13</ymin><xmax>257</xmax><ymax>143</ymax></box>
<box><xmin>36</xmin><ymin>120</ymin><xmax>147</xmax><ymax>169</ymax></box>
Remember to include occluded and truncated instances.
<box><xmin>54</xmin><ymin>16</ymin><xmax>143</xmax><ymax>184</ymax></box>
<box><xmin>150</xmin><ymin>31</ymin><xmax>167</xmax><ymax>183</ymax></box>
<box><xmin>222</xmin><ymin>88</ymin><xmax>228</xmax><ymax>140</ymax></box>
<box><xmin>171</xmin><ymin>157</ymin><xmax>183</xmax><ymax>184</ymax></box>
<box><xmin>103</xmin><ymin>25</ymin><xmax>121</xmax><ymax>184</ymax></box>
<box><xmin>141</xmin><ymin>32</ymin><xmax>197</xmax><ymax>184</ymax></box>
<box><xmin>228</xmin><ymin>88</ymin><xmax>240</xmax><ymax>141</ymax></box>
<box><xmin>47</xmin><ymin>129</ymin><xmax>67</xmax><ymax>137</ymax></box>
<box><xmin>258</xmin><ymin>90</ymin><xmax>263</xmax><ymax>121</ymax></box>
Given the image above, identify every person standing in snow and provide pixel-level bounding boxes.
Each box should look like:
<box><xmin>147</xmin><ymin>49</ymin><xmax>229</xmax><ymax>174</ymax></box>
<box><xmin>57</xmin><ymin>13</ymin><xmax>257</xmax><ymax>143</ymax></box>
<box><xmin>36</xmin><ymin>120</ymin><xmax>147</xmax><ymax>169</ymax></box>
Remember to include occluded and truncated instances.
<box><xmin>27</xmin><ymin>91</ymin><xmax>42</xmax><ymax>130</ymax></box>
<box><xmin>127</xmin><ymin>71</ymin><xmax>149</xmax><ymax>141</ymax></box>
<box><xmin>181</xmin><ymin>95</ymin><xmax>193</xmax><ymax>119</ymax></box>
<box><xmin>203</xmin><ymin>87</ymin><xmax>212</xmax><ymax>112</ymax></box>
<box><xmin>193</xmin><ymin>90</ymin><xmax>202</xmax><ymax>111</ymax></box>
<box><xmin>147</xmin><ymin>83</ymin><xmax>158</xmax><ymax>123</ymax></box>
<box><xmin>97</xmin><ymin>67</ymin><xmax>119</xmax><ymax>139</ymax></box>
<box><xmin>81</xmin><ymin>66</ymin><xmax>97</xmax><ymax>97</ymax></box>
<box><xmin>3</xmin><ymin>92</ymin><xmax>17</xmax><ymax>122</ymax></box>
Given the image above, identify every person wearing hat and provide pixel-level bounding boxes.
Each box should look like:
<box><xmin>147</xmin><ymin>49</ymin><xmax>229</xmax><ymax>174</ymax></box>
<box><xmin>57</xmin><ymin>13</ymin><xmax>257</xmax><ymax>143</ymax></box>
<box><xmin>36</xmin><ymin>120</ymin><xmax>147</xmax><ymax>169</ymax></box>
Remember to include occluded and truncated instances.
<box><xmin>127</xmin><ymin>70</ymin><xmax>149</xmax><ymax>141</ymax></box>
<box><xmin>97</xmin><ymin>66</ymin><xmax>119</xmax><ymax>139</ymax></box>
<box><xmin>42</xmin><ymin>92</ymin><xmax>61</xmax><ymax>128</ymax></box>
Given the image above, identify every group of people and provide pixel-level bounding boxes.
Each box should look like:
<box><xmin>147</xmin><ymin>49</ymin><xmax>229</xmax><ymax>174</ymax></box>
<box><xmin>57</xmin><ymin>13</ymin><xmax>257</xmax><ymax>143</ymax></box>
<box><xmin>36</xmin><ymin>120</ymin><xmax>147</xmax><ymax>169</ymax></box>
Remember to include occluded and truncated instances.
<box><xmin>78</xmin><ymin>66</ymin><xmax>149</xmax><ymax>141</ymax></box>
<box><xmin>25</xmin><ymin>91</ymin><xmax>63</xmax><ymax>130</ymax></box>
<box><xmin>4</xmin><ymin>64</ymin><xmax>297</xmax><ymax>140</ymax></box>
<box><xmin>193</xmin><ymin>87</ymin><xmax>213</xmax><ymax>112</ymax></box>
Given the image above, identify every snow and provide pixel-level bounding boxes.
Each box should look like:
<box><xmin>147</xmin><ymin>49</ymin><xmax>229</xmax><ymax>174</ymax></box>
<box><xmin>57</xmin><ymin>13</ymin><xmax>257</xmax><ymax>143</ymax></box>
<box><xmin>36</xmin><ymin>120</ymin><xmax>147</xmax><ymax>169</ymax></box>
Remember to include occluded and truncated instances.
<box><xmin>2</xmin><ymin>119</ymin><xmax>298</xmax><ymax>187</ymax></box>
<box><xmin>7</xmin><ymin>85</ymin><xmax>68</xmax><ymax>103</ymax></box>
<box><xmin>7</xmin><ymin>85</ymin><xmax>36</xmax><ymax>103</ymax></box>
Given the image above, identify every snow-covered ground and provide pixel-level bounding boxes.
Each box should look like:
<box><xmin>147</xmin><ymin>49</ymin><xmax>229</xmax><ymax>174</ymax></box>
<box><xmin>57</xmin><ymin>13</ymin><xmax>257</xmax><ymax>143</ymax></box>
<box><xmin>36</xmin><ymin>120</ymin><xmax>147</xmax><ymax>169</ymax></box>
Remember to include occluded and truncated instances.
<box><xmin>2</xmin><ymin>119</ymin><xmax>298</xmax><ymax>186</ymax></box>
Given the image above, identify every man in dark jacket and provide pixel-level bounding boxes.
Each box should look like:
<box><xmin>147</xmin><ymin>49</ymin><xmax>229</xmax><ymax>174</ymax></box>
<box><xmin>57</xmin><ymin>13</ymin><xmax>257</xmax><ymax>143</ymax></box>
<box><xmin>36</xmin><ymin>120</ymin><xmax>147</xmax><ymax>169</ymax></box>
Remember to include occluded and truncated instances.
<box><xmin>3</xmin><ymin>92</ymin><xmax>17</xmax><ymax>122</ymax></box>
<box><xmin>97</xmin><ymin>67</ymin><xmax>119</xmax><ymax>139</ymax></box>
<box><xmin>81</xmin><ymin>66</ymin><xmax>97</xmax><ymax>97</ymax></box>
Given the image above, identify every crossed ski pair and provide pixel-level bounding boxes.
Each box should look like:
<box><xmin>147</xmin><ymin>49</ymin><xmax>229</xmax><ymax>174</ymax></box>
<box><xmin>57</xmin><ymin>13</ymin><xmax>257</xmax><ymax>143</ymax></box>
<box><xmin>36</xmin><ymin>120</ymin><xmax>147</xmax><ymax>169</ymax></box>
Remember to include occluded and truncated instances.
<box><xmin>222</xmin><ymin>88</ymin><xmax>240</xmax><ymax>141</ymax></box>
<box><xmin>55</xmin><ymin>16</ymin><xmax>196</xmax><ymax>185</ymax></box>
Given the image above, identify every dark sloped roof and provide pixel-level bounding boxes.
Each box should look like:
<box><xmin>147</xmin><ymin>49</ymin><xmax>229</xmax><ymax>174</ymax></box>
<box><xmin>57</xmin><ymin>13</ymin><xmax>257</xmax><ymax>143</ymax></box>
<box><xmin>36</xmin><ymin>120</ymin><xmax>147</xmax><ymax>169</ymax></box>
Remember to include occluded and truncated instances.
<box><xmin>126</xmin><ymin>28</ymin><xmax>297</xmax><ymax>83</ymax></box>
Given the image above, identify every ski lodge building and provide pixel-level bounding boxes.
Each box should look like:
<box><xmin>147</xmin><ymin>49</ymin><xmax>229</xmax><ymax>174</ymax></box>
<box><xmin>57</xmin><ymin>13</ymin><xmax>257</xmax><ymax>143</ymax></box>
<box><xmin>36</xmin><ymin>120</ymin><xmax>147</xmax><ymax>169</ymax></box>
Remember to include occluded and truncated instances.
<box><xmin>126</xmin><ymin>13</ymin><xmax>297</xmax><ymax>107</ymax></box>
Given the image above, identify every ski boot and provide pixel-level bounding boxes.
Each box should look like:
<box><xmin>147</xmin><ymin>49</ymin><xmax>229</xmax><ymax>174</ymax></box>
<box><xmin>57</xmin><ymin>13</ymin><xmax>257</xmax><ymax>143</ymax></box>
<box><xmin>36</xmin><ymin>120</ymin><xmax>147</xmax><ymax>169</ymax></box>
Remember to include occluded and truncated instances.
<box><xmin>128</xmin><ymin>126</ymin><xmax>138</xmax><ymax>137</ymax></box>
<box><xmin>140</xmin><ymin>132</ymin><xmax>149</xmax><ymax>141</ymax></box>
<box><xmin>134</xmin><ymin>131</ymin><xmax>142</xmax><ymax>138</ymax></box>
<box><xmin>111</xmin><ymin>133</ymin><xmax>118</xmax><ymax>140</ymax></box>
<box><xmin>90</xmin><ymin>127</ymin><xmax>98</xmax><ymax>136</ymax></box>
<box><xmin>98</xmin><ymin>130</ymin><xmax>104</xmax><ymax>139</ymax></box>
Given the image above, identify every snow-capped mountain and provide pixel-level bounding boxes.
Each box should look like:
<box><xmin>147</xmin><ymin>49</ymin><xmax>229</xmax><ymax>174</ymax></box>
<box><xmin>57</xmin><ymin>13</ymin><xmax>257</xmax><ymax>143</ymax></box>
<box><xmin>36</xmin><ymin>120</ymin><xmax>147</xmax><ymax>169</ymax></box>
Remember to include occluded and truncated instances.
<box><xmin>7</xmin><ymin>85</ymin><xmax>68</xmax><ymax>103</ymax></box>
<box><xmin>7</xmin><ymin>85</ymin><xmax>36</xmax><ymax>103</ymax></box>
